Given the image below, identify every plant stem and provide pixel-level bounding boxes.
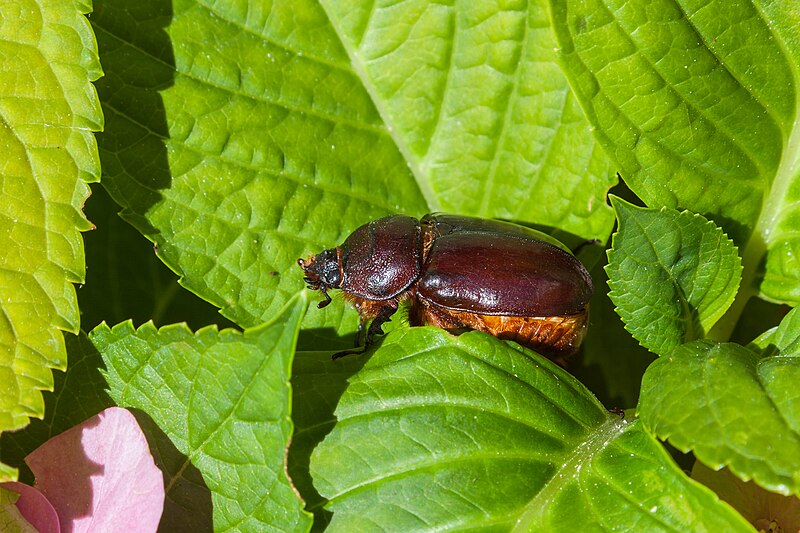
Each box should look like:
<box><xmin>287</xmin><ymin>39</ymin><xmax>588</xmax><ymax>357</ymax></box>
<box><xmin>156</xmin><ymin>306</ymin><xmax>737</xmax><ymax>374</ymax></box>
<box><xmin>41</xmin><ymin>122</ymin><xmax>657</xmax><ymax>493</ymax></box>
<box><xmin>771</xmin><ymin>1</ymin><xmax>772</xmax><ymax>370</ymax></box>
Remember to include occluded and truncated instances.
<box><xmin>706</xmin><ymin>235</ymin><xmax>765</xmax><ymax>342</ymax></box>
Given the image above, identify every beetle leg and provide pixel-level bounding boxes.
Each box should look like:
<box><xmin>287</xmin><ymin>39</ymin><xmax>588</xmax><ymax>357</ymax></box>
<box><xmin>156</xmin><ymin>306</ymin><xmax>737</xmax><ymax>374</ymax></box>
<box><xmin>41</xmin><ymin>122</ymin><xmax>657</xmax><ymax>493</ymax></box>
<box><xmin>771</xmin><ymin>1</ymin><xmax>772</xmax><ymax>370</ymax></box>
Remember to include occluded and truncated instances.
<box><xmin>364</xmin><ymin>305</ymin><xmax>396</xmax><ymax>347</ymax></box>
<box><xmin>331</xmin><ymin>316</ymin><xmax>370</xmax><ymax>360</ymax></box>
<box><xmin>317</xmin><ymin>286</ymin><xmax>333</xmax><ymax>309</ymax></box>
<box><xmin>572</xmin><ymin>238</ymin><xmax>601</xmax><ymax>256</ymax></box>
<box><xmin>354</xmin><ymin>317</ymin><xmax>366</xmax><ymax>347</ymax></box>
<box><xmin>332</xmin><ymin>303</ymin><xmax>397</xmax><ymax>360</ymax></box>
<box><xmin>332</xmin><ymin>347</ymin><xmax>365</xmax><ymax>359</ymax></box>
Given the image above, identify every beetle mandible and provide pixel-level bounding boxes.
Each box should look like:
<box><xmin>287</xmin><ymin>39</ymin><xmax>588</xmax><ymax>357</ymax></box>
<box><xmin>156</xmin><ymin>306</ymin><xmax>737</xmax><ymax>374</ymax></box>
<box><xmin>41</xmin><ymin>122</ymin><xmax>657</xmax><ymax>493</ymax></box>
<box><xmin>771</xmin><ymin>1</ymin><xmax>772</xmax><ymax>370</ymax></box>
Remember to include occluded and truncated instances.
<box><xmin>298</xmin><ymin>213</ymin><xmax>593</xmax><ymax>363</ymax></box>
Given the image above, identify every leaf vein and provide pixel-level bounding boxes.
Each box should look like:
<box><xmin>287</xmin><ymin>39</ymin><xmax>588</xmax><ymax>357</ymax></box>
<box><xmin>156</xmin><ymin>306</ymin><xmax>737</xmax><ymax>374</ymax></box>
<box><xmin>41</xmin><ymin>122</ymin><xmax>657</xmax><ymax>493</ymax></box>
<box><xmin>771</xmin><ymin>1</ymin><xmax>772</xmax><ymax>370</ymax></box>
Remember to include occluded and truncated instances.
<box><xmin>673</xmin><ymin>1</ymin><xmax>789</xmax><ymax>139</ymax></box>
<box><xmin>327</xmin><ymin>451</ymin><xmax>552</xmax><ymax>503</ymax></box>
<box><xmin>586</xmin><ymin>3</ymin><xmax>769</xmax><ymax>183</ymax></box>
<box><xmin>195</xmin><ymin>0</ymin><xmax>355</xmax><ymax>74</ymax></box>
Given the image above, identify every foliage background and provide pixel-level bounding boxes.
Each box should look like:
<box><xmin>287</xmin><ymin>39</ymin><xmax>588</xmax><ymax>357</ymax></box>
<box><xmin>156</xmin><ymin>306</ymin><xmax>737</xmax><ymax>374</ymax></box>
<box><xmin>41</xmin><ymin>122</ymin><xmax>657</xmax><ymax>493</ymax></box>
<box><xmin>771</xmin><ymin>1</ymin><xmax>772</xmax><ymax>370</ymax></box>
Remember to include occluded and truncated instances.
<box><xmin>0</xmin><ymin>0</ymin><xmax>798</xmax><ymax>530</ymax></box>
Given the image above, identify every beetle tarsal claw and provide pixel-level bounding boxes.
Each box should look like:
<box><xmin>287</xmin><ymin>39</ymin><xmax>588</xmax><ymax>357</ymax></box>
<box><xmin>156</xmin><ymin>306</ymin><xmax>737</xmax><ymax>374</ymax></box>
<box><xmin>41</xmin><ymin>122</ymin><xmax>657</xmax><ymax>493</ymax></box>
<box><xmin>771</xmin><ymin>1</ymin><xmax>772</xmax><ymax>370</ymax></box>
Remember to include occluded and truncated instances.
<box><xmin>331</xmin><ymin>346</ymin><xmax>366</xmax><ymax>360</ymax></box>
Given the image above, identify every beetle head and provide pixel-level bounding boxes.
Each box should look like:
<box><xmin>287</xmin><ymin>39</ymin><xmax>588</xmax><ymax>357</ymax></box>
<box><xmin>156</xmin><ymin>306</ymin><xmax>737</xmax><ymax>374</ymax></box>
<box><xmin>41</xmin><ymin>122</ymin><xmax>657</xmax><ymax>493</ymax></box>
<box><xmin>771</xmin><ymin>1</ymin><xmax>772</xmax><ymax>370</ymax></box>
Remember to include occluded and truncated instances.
<box><xmin>298</xmin><ymin>247</ymin><xmax>344</xmax><ymax>308</ymax></box>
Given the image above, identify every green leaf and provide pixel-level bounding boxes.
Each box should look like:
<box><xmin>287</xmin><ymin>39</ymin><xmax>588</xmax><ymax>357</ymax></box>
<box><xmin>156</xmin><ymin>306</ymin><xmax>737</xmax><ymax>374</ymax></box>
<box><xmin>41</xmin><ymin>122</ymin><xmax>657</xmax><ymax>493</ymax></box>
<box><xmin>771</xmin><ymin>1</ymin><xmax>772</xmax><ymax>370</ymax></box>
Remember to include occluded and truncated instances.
<box><xmin>0</xmin><ymin>334</ymin><xmax>213</xmax><ymax>529</ymax></box>
<box><xmin>0</xmin><ymin>0</ymin><xmax>101</xmax><ymax>448</ymax></box>
<box><xmin>89</xmin><ymin>294</ymin><xmax>312</xmax><ymax>532</ymax></box>
<box><xmin>311</xmin><ymin>327</ymin><xmax>752</xmax><ymax>531</ymax></box>
<box><xmin>129</xmin><ymin>410</ymin><xmax>213</xmax><ymax>532</ymax></box>
<box><xmin>549</xmin><ymin>0</ymin><xmax>800</xmax><ymax>306</ymax></box>
<box><xmin>575</xmin><ymin>251</ymin><xmax>655</xmax><ymax>408</ymax></box>
<box><xmin>750</xmin><ymin>307</ymin><xmax>800</xmax><ymax>436</ymax></box>
<box><xmin>320</xmin><ymin>0</ymin><xmax>616</xmax><ymax>238</ymax></box>
<box><xmin>638</xmin><ymin>340</ymin><xmax>800</xmax><ymax>497</ymax></box>
<box><xmin>92</xmin><ymin>0</ymin><xmax>616</xmax><ymax>345</ymax></box>
<box><xmin>752</xmin><ymin>306</ymin><xmax>800</xmax><ymax>358</ymax></box>
<box><xmin>606</xmin><ymin>197</ymin><xmax>742</xmax><ymax>355</ymax></box>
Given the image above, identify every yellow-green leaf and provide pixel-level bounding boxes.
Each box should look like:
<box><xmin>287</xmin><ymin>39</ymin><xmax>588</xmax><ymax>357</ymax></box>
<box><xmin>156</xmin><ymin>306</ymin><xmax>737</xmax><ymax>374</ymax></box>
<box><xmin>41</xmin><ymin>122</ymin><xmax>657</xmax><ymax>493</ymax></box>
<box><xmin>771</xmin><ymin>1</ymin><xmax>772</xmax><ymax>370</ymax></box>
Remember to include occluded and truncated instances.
<box><xmin>0</xmin><ymin>0</ymin><xmax>101</xmax><ymax>478</ymax></box>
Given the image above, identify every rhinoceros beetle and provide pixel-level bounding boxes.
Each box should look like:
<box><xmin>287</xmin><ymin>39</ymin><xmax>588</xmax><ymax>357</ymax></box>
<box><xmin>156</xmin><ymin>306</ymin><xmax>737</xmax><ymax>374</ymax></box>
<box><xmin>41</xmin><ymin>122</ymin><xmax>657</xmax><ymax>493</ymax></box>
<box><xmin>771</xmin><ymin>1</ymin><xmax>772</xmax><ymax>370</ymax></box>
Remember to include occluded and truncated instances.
<box><xmin>298</xmin><ymin>213</ymin><xmax>593</xmax><ymax>363</ymax></box>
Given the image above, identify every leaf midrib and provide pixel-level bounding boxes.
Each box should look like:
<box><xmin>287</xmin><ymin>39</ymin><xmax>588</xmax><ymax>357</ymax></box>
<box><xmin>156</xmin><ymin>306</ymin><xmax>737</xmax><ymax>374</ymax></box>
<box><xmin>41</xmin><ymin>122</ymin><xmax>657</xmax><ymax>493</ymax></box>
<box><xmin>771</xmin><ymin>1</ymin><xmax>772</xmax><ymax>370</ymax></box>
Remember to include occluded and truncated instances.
<box><xmin>735</xmin><ymin>0</ymin><xmax>800</xmax><ymax>286</ymax></box>
<box><xmin>317</xmin><ymin>0</ymin><xmax>441</xmax><ymax>211</ymax></box>
<box><xmin>712</xmin><ymin>16</ymin><xmax>800</xmax><ymax>333</ymax></box>
<box><xmin>756</xmin><ymin>113</ymin><xmax>800</xmax><ymax>246</ymax></box>
<box><xmin>511</xmin><ymin>416</ymin><xmax>626</xmax><ymax>531</ymax></box>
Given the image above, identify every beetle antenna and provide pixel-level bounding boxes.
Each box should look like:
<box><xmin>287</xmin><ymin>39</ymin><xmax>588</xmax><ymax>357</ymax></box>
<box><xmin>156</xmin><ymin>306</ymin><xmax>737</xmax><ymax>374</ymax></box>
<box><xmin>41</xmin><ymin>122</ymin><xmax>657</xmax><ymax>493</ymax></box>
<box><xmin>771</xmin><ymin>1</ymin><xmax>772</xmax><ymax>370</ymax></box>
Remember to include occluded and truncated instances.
<box><xmin>318</xmin><ymin>286</ymin><xmax>332</xmax><ymax>308</ymax></box>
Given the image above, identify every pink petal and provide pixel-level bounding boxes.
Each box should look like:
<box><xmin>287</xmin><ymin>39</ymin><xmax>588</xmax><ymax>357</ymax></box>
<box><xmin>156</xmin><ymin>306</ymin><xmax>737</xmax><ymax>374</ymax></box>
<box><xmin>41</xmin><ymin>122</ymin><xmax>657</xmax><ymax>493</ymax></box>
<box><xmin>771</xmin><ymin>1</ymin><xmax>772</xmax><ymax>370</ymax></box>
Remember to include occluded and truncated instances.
<box><xmin>1</xmin><ymin>482</ymin><xmax>60</xmax><ymax>533</ymax></box>
<box><xmin>26</xmin><ymin>407</ymin><xmax>164</xmax><ymax>533</ymax></box>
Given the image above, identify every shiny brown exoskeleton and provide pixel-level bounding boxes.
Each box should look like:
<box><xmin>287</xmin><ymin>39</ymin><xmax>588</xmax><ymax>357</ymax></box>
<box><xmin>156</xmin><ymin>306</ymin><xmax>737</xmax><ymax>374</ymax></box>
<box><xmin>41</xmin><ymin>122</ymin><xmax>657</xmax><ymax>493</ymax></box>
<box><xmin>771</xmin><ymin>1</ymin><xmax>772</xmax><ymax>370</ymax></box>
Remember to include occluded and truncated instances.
<box><xmin>298</xmin><ymin>214</ymin><xmax>593</xmax><ymax>363</ymax></box>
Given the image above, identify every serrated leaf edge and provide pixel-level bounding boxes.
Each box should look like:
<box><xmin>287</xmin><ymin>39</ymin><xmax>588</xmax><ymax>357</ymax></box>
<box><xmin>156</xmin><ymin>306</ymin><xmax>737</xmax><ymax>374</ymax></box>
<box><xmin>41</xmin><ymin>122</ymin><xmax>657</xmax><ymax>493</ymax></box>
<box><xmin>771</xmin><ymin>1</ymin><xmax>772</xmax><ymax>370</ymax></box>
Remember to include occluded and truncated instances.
<box><xmin>641</xmin><ymin>340</ymin><xmax>800</xmax><ymax>497</ymax></box>
<box><xmin>606</xmin><ymin>197</ymin><xmax>743</xmax><ymax>354</ymax></box>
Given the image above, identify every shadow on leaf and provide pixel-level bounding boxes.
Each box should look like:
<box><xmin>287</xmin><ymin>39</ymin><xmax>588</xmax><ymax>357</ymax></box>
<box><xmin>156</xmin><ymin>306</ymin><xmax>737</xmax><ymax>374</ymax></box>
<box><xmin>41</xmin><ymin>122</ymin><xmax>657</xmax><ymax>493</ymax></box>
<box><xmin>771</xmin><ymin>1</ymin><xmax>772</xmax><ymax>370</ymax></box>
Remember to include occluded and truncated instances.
<box><xmin>289</xmin><ymin>345</ymin><xmax>368</xmax><ymax>531</ymax></box>
<box><xmin>129</xmin><ymin>408</ymin><xmax>213</xmax><ymax>533</ymax></box>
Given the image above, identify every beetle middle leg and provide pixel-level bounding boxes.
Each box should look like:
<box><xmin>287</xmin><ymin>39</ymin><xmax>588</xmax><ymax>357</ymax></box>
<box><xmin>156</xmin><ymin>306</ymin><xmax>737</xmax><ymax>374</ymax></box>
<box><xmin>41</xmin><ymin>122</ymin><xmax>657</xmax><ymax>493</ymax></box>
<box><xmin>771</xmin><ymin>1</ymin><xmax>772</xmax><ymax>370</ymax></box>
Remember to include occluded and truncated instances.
<box><xmin>363</xmin><ymin>305</ymin><xmax>396</xmax><ymax>347</ymax></box>
<box><xmin>332</xmin><ymin>301</ymin><xmax>398</xmax><ymax>360</ymax></box>
<box><xmin>353</xmin><ymin>317</ymin><xmax>366</xmax><ymax>348</ymax></box>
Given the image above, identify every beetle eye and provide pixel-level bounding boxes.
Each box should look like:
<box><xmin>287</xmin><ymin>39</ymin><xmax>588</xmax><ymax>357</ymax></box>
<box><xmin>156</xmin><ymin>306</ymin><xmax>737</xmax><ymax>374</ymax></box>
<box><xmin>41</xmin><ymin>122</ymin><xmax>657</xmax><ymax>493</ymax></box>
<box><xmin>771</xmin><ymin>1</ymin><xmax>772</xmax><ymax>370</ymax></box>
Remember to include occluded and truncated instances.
<box><xmin>324</xmin><ymin>265</ymin><xmax>341</xmax><ymax>287</ymax></box>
